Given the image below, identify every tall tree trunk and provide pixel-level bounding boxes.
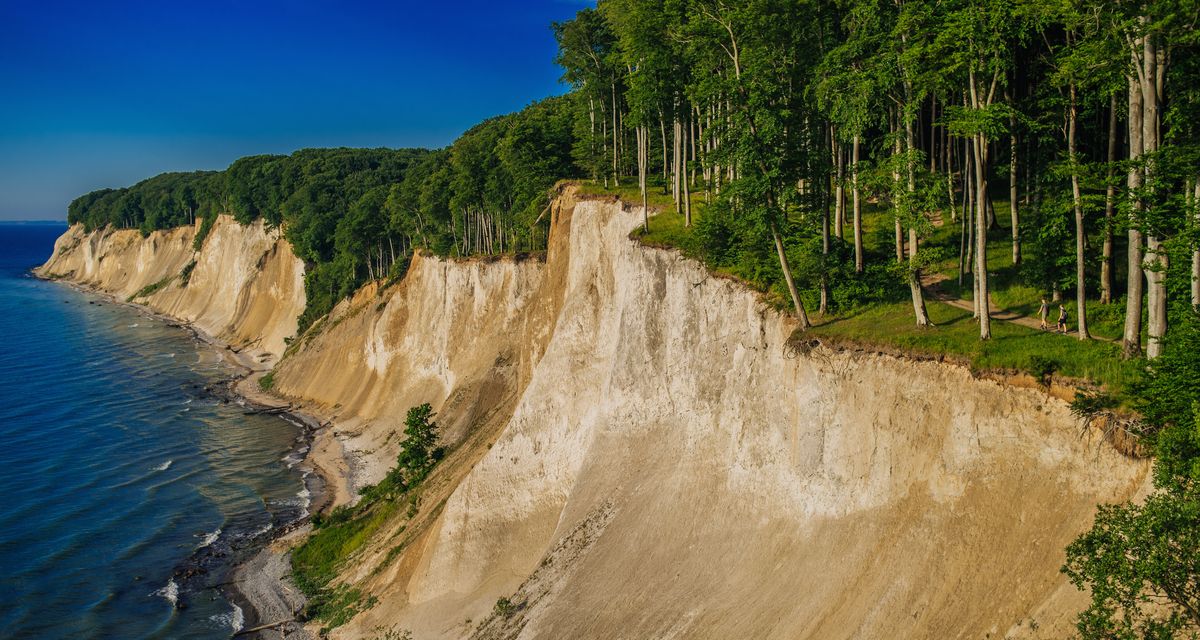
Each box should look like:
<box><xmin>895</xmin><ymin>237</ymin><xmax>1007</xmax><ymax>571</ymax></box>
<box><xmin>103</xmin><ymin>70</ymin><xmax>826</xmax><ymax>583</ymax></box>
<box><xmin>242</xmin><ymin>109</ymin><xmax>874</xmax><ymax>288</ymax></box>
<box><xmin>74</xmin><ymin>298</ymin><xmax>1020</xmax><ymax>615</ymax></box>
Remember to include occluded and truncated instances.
<box><xmin>947</xmin><ymin>125</ymin><xmax>957</xmax><ymax>220</ymax></box>
<box><xmin>1009</xmin><ymin>101</ymin><xmax>1020</xmax><ymax>265</ymax></box>
<box><xmin>1124</xmin><ymin>65</ymin><xmax>1145</xmax><ymax>358</ymax></box>
<box><xmin>1142</xmin><ymin>31</ymin><xmax>1167</xmax><ymax>359</ymax></box>
<box><xmin>852</xmin><ymin>135</ymin><xmax>863</xmax><ymax>273</ymax></box>
<box><xmin>637</xmin><ymin>125</ymin><xmax>649</xmax><ymax>232</ymax></box>
<box><xmin>611</xmin><ymin>81</ymin><xmax>620</xmax><ymax>186</ymax></box>
<box><xmin>660</xmin><ymin>115</ymin><xmax>669</xmax><ymax>185</ymax></box>
<box><xmin>833</xmin><ymin>126</ymin><xmax>844</xmax><ymax>239</ymax></box>
<box><xmin>673</xmin><ymin>118</ymin><xmax>682</xmax><ymax>211</ymax></box>
<box><xmin>821</xmin><ymin>184</ymin><xmax>830</xmax><ymax>315</ymax></box>
<box><xmin>905</xmin><ymin>99</ymin><xmax>931</xmax><ymax>327</ymax></box>
<box><xmin>959</xmin><ymin>143</ymin><xmax>970</xmax><ymax>286</ymax></box>
<box><xmin>683</xmin><ymin>152</ymin><xmax>693</xmax><ymax>228</ymax></box>
<box><xmin>1069</xmin><ymin>82</ymin><xmax>1090</xmax><ymax>340</ymax></box>
<box><xmin>1101</xmin><ymin>92</ymin><xmax>1117</xmax><ymax>304</ymax></box>
<box><xmin>892</xmin><ymin>110</ymin><xmax>904</xmax><ymax>263</ymax></box>
<box><xmin>964</xmin><ymin>136</ymin><xmax>975</xmax><ymax>278</ymax></box>
<box><xmin>1193</xmin><ymin>177</ymin><xmax>1200</xmax><ymax>308</ymax></box>
<box><xmin>970</xmin><ymin>72</ymin><xmax>991</xmax><ymax>339</ymax></box>
<box><xmin>772</xmin><ymin>221</ymin><xmax>810</xmax><ymax>330</ymax></box>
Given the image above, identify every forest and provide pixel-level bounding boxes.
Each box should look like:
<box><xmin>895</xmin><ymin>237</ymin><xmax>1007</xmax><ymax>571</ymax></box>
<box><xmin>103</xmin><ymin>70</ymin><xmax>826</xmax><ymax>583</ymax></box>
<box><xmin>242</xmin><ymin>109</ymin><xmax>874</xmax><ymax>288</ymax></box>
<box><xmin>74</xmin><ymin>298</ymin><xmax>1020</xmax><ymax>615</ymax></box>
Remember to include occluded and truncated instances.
<box><xmin>551</xmin><ymin>2</ymin><xmax>1199</xmax><ymax>634</ymax></box>
<box><xmin>66</xmin><ymin>97</ymin><xmax>575</xmax><ymax>329</ymax></box>
<box><xmin>65</xmin><ymin>1</ymin><xmax>1200</xmax><ymax>634</ymax></box>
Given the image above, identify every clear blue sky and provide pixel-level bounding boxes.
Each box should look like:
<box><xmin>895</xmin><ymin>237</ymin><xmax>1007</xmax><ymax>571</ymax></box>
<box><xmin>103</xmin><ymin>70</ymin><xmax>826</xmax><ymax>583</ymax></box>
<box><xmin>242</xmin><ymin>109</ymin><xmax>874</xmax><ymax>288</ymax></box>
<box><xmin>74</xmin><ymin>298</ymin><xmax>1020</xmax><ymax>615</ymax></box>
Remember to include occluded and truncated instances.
<box><xmin>0</xmin><ymin>0</ymin><xmax>590</xmax><ymax>221</ymax></box>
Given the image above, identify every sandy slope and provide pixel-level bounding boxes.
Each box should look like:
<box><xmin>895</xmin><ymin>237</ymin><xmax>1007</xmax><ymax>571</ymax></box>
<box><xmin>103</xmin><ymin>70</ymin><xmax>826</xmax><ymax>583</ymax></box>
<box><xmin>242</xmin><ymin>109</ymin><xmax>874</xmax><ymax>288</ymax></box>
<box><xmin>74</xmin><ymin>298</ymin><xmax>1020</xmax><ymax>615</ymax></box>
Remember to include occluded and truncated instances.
<box><xmin>44</xmin><ymin>193</ymin><xmax>1151</xmax><ymax>639</ymax></box>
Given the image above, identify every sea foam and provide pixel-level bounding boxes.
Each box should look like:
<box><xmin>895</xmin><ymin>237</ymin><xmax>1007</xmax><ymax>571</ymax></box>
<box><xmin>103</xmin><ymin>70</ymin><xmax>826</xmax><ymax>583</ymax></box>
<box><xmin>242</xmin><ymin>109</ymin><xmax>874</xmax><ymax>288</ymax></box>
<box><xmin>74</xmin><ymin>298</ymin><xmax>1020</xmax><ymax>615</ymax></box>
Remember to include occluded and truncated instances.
<box><xmin>153</xmin><ymin>579</ymin><xmax>179</xmax><ymax>606</ymax></box>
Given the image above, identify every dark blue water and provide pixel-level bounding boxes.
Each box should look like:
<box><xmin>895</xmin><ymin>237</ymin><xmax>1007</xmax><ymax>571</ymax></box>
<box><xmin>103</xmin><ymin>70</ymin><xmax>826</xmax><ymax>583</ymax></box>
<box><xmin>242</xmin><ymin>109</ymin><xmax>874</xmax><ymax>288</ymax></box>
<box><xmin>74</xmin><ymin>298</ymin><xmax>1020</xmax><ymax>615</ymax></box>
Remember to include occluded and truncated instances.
<box><xmin>0</xmin><ymin>223</ymin><xmax>309</xmax><ymax>638</ymax></box>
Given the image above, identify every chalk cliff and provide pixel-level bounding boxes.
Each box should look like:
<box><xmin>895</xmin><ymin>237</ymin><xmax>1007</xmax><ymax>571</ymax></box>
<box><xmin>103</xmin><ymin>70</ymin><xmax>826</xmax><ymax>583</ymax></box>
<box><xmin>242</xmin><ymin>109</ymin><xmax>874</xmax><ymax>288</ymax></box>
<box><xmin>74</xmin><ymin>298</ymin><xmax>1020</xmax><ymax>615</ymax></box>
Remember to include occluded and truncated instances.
<box><xmin>43</xmin><ymin>190</ymin><xmax>1150</xmax><ymax>639</ymax></box>
<box><xmin>39</xmin><ymin>216</ymin><xmax>304</xmax><ymax>360</ymax></box>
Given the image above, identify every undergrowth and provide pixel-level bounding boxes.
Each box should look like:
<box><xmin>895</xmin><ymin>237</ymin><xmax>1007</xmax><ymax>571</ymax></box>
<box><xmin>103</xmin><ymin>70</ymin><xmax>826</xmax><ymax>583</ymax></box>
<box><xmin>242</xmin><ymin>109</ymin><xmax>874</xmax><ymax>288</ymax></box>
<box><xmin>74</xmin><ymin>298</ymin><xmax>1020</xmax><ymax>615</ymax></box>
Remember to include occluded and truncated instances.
<box><xmin>291</xmin><ymin>404</ymin><xmax>444</xmax><ymax>631</ymax></box>
<box><xmin>127</xmin><ymin>275</ymin><xmax>174</xmax><ymax>301</ymax></box>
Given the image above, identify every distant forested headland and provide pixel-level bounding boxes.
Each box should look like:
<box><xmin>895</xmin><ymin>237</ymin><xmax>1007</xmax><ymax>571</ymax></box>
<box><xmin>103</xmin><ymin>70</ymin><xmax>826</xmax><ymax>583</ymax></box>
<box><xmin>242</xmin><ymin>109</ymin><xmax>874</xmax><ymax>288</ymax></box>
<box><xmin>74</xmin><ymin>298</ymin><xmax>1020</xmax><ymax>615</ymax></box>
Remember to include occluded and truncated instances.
<box><xmin>68</xmin><ymin>97</ymin><xmax>577</xmax><ymax>329</ymax></box>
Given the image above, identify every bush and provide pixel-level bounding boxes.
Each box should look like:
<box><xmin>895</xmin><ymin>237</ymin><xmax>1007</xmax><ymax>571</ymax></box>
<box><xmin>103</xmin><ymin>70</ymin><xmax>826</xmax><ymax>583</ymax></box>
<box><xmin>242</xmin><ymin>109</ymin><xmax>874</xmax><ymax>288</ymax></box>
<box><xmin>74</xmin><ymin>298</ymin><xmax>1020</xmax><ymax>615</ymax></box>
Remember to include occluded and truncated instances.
<box><xmin>178</xmin><ymin>260</ymin><xmax>196</xmax><ymax>286</ymax></box>
<box><xmin>494</xmin><ymin>597</ymin><xmax>516</xmax><ymax>617</ymax></box>
<box><xmin>127</xmin><ymin>275</ymin><xmax>173</xmax><ymax>301</ymax></box>
<box><xmin>1026</xmin><ymin>355</ymin><xmax>1059</xmax><ymax>383</ymax></box>
<box><xmin>291</xmin><ymin>403</ymin><xmax>447</xmax><ymax>630</ymax></box>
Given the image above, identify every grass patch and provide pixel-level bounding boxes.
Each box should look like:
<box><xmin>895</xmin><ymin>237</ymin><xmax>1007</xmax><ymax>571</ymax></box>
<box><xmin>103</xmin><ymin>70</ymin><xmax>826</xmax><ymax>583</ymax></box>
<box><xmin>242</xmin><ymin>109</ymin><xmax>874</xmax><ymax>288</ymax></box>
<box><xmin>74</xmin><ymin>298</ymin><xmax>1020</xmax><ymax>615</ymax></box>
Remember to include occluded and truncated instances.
<box><xmin>293</xmin><ymin>500</ymin><xmax>400</xmax><ymax>592</ymax></box>
<box><xmin>302</xmin><ymin>584</ymin><xmax>377</xmax><ymax>636</ymax></box>
<box><xmin>258</xmin><ymin>370</ymin><xmax>275</xmax><ymax>391</ymax></box>
<box><xmin>192</xmin><ymin>213</ymin><xmax>216</xmax><ymax>252</ymax></box>
<box><xmin>809</xmin><ymin>301</ymin><xmax>1138</xmax><ymax>396</ymax></box>
<box><xmin>178</xmin><ymin>260</ymin><xmax>196</xmax><ymax>286</ymax></box>
<box><xmin>291</xmin><ymin>404</ymin><xmax>445</xmax><ymax>631</ymax></box>
<box><xmin>127</xmin><ymin>275</ymin><xmax>174</xmax><ymax>301</ymax></box>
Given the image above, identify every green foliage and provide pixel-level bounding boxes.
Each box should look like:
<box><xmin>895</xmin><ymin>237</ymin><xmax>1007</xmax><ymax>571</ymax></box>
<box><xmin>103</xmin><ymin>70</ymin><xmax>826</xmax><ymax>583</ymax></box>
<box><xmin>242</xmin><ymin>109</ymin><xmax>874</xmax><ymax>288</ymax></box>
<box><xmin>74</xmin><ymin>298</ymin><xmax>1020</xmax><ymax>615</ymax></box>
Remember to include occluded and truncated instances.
<box><xmin>1025</xmin><ymin>354</ymin><xmax>1059</xmax><ymax>383</ymax></box>
<box><xmin>1131</xmin><ymin>315</ymin><xmax>1200</xmax><ymax>489</ymax></box>
<box><xmin>69</xmin><ymin>98</ymin><xmax>580</xmax><ymax>335</ymax></box>
<box><xmin>393</xmin><ymin>404</ymin><xmax>444</xmax><ymax>490</ymax></box>
<box><xmin>292</xmin><ymin>404</ymin><xmax>446</xmax><ymax>630</ymax></box>
<box><xmin>1065</xmin><ymin>314</ymin><xmax>1200</xmax><ymax>637</ymax></box>
<box><xmin>127</xmin><ymin>276</ymin><xmax>174</xmax><ymax>301</ymax></box>
<box><xmin>1063</xmin><ymin>479</ymin><xmax>1200</xmax><ymax>638</ymax></box>
<box><xmin>68</xmin><ymin>172</ymin><xmax>221</xmax><ymax>233</ymax></box>
<box><xmin>494</xmin><ymin>597</ymin><xmax>516</xmax><ymax>617</ymax></box>
<box><xmin>178</xmin><ymin>260</ymin><xmax>196</xmax><ymax>286</ymax></box>
<box><xmin>1070</xmin><ymin>390</ymin><xmax>1120</xmax><ymax>421</ymax></box>
<box><xmin>303</xmin><ymin>584</ymin><xmax>375</xmax><ymax>635</ymax></box>
<box><xmin>258</xmin><ymin>371</ymin><xmax>275</xmax><ymax>392</ymax></box>
<box><xmin>192</xmin><ymin>213</ymin><xmax>216</xmax><ymax>252</ymax></box>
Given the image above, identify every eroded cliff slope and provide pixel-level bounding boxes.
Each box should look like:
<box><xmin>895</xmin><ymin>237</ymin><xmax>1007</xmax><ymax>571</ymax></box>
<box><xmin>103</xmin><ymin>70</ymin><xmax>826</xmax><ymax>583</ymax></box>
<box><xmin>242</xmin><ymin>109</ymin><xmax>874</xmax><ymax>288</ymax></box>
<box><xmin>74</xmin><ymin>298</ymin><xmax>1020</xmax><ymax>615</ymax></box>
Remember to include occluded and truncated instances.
<box><xmin>273</xmin><ymin>192</ymin><xmax>1149</xmax><ymax>639</ymax></box>
<box><xmin>39</xmin><ymin>216</ymin><xmax>304</xmax><ymax>360</ymax></box>
<box><xmin>43</xmin><ymin>193</ymin><xmax>1151</xmax><ymax>639</ymax></box>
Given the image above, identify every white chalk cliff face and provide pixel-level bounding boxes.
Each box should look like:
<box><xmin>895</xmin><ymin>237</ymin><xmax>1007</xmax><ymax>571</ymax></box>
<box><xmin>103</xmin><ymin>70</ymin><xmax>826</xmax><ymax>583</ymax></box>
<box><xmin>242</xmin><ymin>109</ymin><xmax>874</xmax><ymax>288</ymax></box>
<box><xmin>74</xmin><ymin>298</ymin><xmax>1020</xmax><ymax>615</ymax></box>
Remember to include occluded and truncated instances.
<box><xmin>43</xmin><ymin>191</ymin><xmax>1151</xmax><ymax>639</ymax></box>
<box><xmin>39</xmin><ymin>216</ymin><xmax>304</xmax><ymax>360</ymax></box>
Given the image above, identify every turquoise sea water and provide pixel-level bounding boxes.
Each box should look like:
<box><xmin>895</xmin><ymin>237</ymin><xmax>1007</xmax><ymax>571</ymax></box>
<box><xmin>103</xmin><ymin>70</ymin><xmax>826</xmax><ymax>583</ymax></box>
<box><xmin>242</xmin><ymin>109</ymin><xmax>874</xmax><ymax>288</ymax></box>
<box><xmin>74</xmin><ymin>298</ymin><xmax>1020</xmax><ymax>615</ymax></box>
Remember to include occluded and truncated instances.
<box><xmin>0</xmin><ymin>223</ymin><xmax>309</xmax><ymax>638</ymax></box>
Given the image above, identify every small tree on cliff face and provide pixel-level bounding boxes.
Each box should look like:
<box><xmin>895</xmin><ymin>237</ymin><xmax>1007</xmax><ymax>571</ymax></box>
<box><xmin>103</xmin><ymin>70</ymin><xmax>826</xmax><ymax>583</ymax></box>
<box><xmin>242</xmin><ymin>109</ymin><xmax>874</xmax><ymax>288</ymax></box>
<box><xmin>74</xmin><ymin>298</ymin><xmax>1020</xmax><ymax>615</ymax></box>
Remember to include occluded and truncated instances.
<box><xmin>1064</xmin><ymin>316</ymin><xmax>1200</xmax><ymax>638</ymax></box>
<box><xmin>396</xmin><ymin>403</ymin><xmax>443</xmax><ymax>488</ymax></box>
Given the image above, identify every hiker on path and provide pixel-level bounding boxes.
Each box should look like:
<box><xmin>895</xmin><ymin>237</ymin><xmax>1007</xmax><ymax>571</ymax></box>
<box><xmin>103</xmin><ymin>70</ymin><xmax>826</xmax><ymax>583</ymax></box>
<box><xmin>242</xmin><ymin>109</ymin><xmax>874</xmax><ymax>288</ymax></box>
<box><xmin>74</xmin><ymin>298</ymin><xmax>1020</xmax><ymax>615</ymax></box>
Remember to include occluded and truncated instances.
<box><xmin>1057</xmin><ymin>304</ymin><xmax>1068</xmax><ymax>334</ymax></box>
<box><xmin>1039</xmin><ymin>298</ymin><xmax>1049</xmax><ymax>331</ymax></box>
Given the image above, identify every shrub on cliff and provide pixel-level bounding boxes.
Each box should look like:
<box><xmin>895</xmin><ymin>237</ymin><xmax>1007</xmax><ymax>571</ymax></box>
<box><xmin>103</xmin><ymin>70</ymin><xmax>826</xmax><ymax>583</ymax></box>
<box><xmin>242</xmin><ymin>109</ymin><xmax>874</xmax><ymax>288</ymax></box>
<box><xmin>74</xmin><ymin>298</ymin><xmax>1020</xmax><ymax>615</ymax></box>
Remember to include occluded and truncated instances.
<box><xmin>293</xmin><ymin>403</ymin><xmax>447</xmax><ymax>630</ymax></box>
<box><xmin>1064</xmin><ymin>315</ymin><xmax>1200</xmax><ymax>637</ymax></box>
<box><xmin>395</xmin><ymin>403</ymin><xmax>444</xmax><ymax>486</ymax></box>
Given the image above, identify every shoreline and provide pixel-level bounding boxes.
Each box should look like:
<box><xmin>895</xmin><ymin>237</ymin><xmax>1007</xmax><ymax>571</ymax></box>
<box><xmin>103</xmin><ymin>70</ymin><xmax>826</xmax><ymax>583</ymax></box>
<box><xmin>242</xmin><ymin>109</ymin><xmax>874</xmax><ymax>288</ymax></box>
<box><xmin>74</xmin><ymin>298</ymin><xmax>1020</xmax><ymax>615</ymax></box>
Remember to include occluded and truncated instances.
<box><xmin>35</xmin><ymin>273</ymin><xmax>351</xmax><ymax>639</ymax></box>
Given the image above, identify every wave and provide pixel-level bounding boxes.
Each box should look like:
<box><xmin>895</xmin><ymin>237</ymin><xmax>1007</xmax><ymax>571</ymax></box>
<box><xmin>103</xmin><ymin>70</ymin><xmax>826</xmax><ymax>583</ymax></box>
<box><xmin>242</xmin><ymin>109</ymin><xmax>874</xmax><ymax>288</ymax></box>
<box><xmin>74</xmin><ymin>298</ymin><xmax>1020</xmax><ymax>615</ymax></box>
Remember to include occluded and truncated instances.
<box><xmin>242</xmin><ymin>522</ymin><xmax>274</xmax><ymax>541</ymax></box>
<box><xmin>153</xmin><ymin>579</ymin><xmax>179</xmax><ymax>607</ymax></box>
<box><xmin>209</xmin><ymin>603</ymin><xmax>244</xmax><ymax>633</ymax></box>
<box><xmin>196</xmin><ymin>528</ymin><xmax>221</xmax><ymax>549</ymax></box>
<box><xmin>151</xmin><ymin>459</ymin><xmax>172</xmax><ymax>472</ymax></box>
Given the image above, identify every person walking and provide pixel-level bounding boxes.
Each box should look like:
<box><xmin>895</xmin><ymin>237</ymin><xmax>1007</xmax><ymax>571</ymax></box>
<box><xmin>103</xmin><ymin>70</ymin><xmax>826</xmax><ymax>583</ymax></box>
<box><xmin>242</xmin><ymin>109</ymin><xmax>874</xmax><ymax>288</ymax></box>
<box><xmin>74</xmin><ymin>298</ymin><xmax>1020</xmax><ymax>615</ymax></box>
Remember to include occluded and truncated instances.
<box><xmin>1038</xmin><ymin>298</ymin><xmax>1049</xmax><ymax>331</ymax></box>
<box><xmin>1057</xmin><ymin>304</ymin><xmax>1068</xmax><ymax>334</ymax></box>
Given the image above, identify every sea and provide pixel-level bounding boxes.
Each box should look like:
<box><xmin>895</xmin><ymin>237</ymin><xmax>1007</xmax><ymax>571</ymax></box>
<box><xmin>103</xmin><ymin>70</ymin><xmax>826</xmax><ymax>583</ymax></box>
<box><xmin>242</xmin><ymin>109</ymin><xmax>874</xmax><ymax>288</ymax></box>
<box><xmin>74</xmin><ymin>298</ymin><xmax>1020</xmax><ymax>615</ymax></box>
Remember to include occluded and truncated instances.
<box><xmin>0</xmin><ymin>222</ymin><xmax>311</xmax><ymax>639</ymax></box>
